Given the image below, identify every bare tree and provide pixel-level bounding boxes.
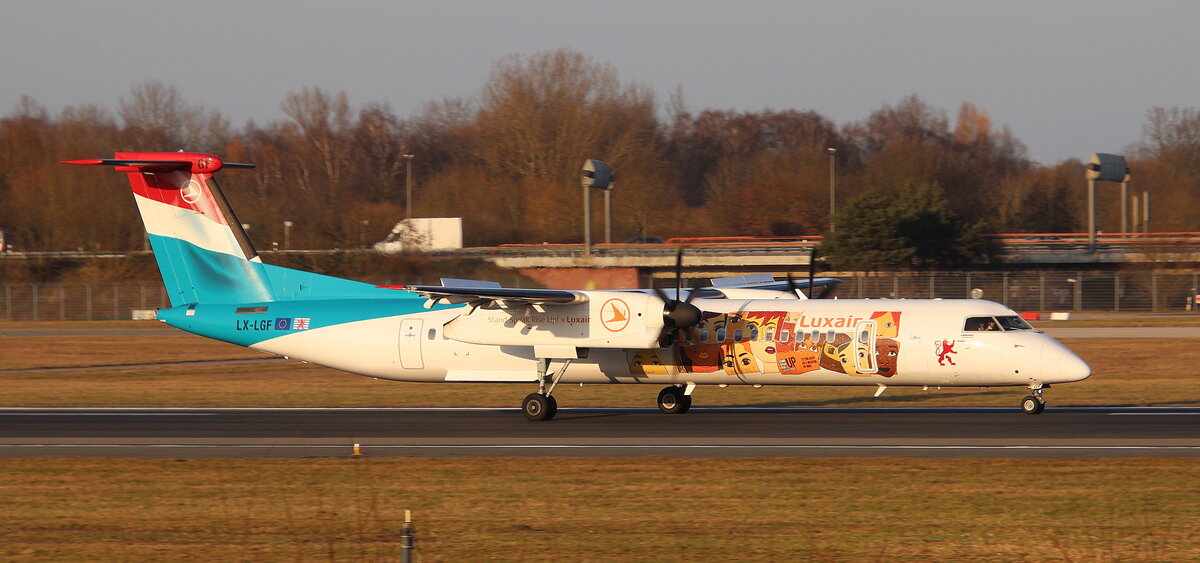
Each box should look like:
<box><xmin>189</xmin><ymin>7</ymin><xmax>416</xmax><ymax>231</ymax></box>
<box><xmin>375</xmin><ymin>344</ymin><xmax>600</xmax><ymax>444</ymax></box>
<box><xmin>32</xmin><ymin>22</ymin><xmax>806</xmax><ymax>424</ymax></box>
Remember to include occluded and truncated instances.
<box><xmin>1139</xmin><ymin>106</ymin><xmax>1200</xmax><ymax>174</ymax></box>
<box><xmin>118</xmin><ymin>81</ymin><xmax>229</xmax><ymax>152</ymax></box>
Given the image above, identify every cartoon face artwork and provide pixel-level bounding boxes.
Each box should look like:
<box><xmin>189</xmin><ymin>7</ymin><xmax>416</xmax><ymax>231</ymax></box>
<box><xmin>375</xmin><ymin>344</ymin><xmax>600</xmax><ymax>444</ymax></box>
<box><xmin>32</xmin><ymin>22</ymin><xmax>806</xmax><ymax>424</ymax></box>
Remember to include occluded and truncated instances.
<box><xmin>870</xmin><ymin>311</ymin><xmax>901</xmax><ymax>338</ymax></box>
<box><xmin>686</xmin><ymin>312</ymin><xmax>727</xmax><ymax>344</ymax></box>
<box><xmin>834</xmin><ymin>335</ymin><xmax>872</xmax><ymax>376</ymax></box>
<box><xmin>876</xmin><ymin>339</ymin><xmax>900</xmax><ymax>377</ymax></box>
<box><xmin>678</xmin><ymin>344</ymin><xmax>723</xmax><ymax>373</ymax></box>
<box><xmin>744</xmin><ymin>311</ymin><xmax>787</xmax><ymax>373</ymax></box>
<box><xmin>629</xmin><ymin>349</ymin><xmax>669</xmax><ymax>375</ymax></box>
<box><xmin>821</xmin><ymin>332</ymin><xmax>852</xmax><ymax>373</ymax></box>
<box><xmin>675</xmin><ymin>310</ymin><xmax>904</xmax><ymax>378</ymax></box>
<box><xmin>723</xmin><ymin>341</ymin><xmax>760</xmax><ymax>375</ymax></box>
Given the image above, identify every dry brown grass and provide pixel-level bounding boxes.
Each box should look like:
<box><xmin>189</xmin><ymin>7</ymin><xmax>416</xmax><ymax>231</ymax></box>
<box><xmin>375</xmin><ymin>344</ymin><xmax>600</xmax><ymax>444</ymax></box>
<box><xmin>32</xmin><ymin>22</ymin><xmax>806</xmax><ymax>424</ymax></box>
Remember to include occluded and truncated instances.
<box><xmin>2</xmin><ymin>322</ymin><xmax>1197</xmax><ymax>560</ymax></box>
<box><xmin>0</xmin><ymin>457</ymin><xmax>1196</xmax><ymax>560</ymax></box>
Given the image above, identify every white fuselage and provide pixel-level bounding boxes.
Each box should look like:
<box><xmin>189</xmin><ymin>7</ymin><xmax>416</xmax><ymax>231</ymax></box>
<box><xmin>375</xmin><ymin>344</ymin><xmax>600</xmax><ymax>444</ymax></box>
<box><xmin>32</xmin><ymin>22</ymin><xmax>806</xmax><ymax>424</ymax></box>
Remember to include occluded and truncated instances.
<box><xmin>250</xmin><ymin>298</ymin><xmax>1090</xmax><ymax>390</ymax></box>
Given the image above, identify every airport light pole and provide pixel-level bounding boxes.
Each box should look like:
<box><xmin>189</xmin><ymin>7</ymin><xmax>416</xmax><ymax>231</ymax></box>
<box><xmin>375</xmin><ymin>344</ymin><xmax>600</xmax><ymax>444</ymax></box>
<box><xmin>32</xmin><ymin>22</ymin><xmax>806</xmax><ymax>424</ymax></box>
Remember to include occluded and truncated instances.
<box><xmin>604</xmin><ymin>181</ymin><xmax>613</xmax><ymax>244</ymax></box>
<box><xmin>827</xmin><ymin>147</ymin><xmax>837</xmax><ymax>232</ymax></box>
<box><xmin>581</xmin><ymin>160</ymin><xmax>613</xmax><ymax>256</ymax></box>
<box><xmin>283</xmin><ymin>221</ymin><xmax>293</xmax><ymax>249</ymax></box>
<box><xmin>1085</xmin><ymin>153</ymin><xmax>1130</xmax><ymax>253</ymax></box>
<box><xmin>403</xmin><ymin>154</ymin><xmax>415</xmax><ymax>218</ymax></box>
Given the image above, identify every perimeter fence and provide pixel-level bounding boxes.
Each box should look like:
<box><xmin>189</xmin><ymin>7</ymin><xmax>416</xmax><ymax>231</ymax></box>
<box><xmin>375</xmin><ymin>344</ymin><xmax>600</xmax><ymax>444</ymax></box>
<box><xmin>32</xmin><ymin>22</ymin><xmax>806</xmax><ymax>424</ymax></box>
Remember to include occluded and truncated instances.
<box><xmin>835</xmin><ymin>271</ymin><xmax>1200</xmax><ymax>313</ymax></box>
<box><xmin>3</xmin><ymin>271</ymin><xmax>1200</xmax><ymax>322</ymax></box>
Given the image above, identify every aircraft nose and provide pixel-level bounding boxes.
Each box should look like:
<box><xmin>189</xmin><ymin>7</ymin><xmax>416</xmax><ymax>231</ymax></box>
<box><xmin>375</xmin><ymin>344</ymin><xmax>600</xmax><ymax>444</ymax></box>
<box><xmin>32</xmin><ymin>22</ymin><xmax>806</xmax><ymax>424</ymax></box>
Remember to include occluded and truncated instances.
<box><xmin>1060</xmin><ymin>350</ymin><xmax>1092</xmax><ymax>382</ymax></box>
<box><xmin>1041</xmin><ymin>341</ymin><xmax>1091</xmax><ymax>383</ymax></box>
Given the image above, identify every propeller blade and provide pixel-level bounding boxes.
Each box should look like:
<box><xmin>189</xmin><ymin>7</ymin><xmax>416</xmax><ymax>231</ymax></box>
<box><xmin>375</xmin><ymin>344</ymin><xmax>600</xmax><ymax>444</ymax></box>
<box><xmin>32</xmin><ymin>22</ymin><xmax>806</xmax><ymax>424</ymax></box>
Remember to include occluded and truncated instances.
<box><xmin>652</xmin><ymin>286</ymin><xmax>670</xmax><ymax>303</ymax></box>
<box><xmin>654</xmin><ymin>247</ymin><xmax>704</xmax><ymax>346</ymax></box>
<box><xmin>785</xmin><ymin>273</ymin><xmax>803</xmax><ymax>299</ymax></box>
<box><xmin>673</xmin><ymin>247</ymin><xmax>684</xmax><ymax>302</ymax></box>
<box><xmin>807</xmin><ymin>247</ymin><xmax>817</xmax><ymax>298</ymax></box>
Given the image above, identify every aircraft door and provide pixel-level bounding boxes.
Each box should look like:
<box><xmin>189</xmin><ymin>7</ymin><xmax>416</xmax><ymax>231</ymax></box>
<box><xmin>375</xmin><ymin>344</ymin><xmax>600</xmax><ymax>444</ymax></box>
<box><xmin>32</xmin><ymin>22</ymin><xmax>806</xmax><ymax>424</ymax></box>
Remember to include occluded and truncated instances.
<box><xmin>853</xmin><ymin>320</ymin><xmax>878</xmax><ymax>374</ymax></box>
<box><xmin>399</xmin><ymin>318</ymin><xmax>425</xmax><ymax>369</ymax></box>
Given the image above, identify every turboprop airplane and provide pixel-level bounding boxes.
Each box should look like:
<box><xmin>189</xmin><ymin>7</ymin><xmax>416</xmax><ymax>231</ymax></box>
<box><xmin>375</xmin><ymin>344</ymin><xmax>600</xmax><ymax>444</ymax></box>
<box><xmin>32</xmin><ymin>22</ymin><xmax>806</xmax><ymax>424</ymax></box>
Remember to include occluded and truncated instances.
<box><xmin>65</xmin><ymin>152</ymin><xmax>1091</xmax><ymax>420</ymax></box>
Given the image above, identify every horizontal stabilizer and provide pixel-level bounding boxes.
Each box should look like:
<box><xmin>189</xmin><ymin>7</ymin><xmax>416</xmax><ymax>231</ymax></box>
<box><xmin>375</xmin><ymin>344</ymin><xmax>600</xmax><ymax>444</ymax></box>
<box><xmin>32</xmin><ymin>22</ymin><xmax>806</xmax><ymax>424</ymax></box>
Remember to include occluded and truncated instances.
<box><xmin>63</xmin><ymin>157</ymin><xmax>255</xmax><ymax>172</ymax></box>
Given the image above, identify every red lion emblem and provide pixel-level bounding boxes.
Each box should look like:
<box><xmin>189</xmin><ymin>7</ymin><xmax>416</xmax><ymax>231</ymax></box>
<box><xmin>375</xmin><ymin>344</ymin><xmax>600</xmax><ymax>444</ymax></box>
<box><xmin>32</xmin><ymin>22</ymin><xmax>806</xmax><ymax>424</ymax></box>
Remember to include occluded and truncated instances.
<box><xmin>936</xmin><ymin>340</ymin><xmax>957</xmax><ymax>366</ymax></box>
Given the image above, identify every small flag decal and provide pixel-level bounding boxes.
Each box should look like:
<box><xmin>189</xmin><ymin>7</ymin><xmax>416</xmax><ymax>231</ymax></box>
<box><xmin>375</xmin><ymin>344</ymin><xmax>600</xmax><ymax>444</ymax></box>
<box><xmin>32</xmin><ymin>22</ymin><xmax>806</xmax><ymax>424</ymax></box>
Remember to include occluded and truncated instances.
<box><xmin>273</xmin><ymin>317</ymin><xmax>311</xmax><ymax>330</ymax></box>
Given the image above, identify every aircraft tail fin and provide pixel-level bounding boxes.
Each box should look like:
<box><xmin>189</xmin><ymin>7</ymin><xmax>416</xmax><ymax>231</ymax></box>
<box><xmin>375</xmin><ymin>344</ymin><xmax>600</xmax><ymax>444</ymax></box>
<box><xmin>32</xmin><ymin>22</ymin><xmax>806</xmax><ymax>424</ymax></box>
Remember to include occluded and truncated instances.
<box><xmin>65</xmin><ymin>152</ymin><xmax>275</xmax><ymax>306</ymax></box>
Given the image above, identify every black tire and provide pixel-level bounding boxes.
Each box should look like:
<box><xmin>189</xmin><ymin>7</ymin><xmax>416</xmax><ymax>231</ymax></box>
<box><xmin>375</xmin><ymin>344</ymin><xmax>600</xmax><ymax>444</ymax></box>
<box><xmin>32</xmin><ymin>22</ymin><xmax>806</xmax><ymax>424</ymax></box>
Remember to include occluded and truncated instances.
<box><xmin>522</xmin><ymin>393</ymin><xmax>557</xmax><ymax>421</ymax></box>
<box><xmin>657</xmin><ymin>386</ymin><xmax>689</xmax><ymax>414</ymax></box>
<box><xmin>1021</xmin><ymin>395</ymin><xmax>1044</xmax><ymax>415</ymax></box>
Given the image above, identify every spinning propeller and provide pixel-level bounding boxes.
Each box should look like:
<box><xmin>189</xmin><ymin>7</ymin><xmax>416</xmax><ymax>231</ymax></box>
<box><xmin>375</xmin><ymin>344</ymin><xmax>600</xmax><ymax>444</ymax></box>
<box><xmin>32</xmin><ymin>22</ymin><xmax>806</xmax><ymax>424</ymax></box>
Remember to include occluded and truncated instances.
<box><xmin>652</xmin><ymin>248</ymin><xmax>703</xmax><ymax>346</ymax></box>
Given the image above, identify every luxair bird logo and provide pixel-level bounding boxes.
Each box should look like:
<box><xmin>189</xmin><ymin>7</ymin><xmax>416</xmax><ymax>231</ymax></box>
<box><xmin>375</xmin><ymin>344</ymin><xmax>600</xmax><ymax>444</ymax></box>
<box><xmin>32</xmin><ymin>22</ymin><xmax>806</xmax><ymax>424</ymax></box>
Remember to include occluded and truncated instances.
<box><xmin>180</xmin><ymin>179</ymin><xmax>203</xmax><ymax>204</ymax></box>
<box><xmin>601</xmin><ymin>298</ymin><xmax>630</xmax><ymax>332</ymax></box>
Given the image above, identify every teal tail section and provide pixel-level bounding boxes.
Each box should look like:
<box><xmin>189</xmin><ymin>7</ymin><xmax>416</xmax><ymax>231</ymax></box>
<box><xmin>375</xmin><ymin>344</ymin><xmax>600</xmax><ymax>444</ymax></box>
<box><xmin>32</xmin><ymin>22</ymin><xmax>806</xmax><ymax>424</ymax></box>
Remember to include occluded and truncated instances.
<box><xmin>70</xmin><ymin>152</ymin><xmax>393</xmax><ymax>306</ymax></box>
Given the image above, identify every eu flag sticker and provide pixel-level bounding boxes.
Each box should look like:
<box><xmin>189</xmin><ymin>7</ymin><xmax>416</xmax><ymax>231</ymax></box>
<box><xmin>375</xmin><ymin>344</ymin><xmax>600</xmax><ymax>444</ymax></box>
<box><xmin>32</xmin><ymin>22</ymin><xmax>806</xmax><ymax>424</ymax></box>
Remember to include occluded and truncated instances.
<box><xmin>275</xmin><ymin>318</ymin><xmax>292</xmax><ymax>330</ymax></box>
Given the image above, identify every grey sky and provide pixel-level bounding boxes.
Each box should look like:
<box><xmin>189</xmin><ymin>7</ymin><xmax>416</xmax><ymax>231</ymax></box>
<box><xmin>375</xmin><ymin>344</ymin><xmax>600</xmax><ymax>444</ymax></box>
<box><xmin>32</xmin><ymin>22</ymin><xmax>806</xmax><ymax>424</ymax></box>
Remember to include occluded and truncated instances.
<box><xmin>3</xmin><ymin>1</ymin><xmax>1196</xmax><ymax>163</ymax></box>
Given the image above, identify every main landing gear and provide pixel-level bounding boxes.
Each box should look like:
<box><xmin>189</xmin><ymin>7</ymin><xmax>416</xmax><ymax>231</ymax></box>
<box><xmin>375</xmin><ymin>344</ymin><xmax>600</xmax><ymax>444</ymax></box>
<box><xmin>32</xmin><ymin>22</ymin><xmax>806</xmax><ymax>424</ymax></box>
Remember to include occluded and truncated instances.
<box><xmin>522</xmin><ymin>358</ymin><xmax>573</xmax><ymax>421</ymax></box>
<box><xmin>1020</xmin><ymin>384</ymin><xmax>1048</xmax><ymax>415</ymax></box>
<box><xmin>657</xmin><ymin>384</ymin><xmax>695</xmax><ymax>414</ymax></box>
<box><xmin>522</xmin><ymin>392</ymin><xmax>557</xmax><ymax>421</ymax></box>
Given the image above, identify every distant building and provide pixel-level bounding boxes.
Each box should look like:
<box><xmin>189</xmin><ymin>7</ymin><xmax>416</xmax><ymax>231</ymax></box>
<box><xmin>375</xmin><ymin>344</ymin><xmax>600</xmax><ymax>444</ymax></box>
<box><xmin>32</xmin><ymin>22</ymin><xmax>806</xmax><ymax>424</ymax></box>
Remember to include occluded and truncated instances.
<box><xmin>374</xmin><ymin>218</ymin><xmax>463</xmax><ymax>253</ymax></box>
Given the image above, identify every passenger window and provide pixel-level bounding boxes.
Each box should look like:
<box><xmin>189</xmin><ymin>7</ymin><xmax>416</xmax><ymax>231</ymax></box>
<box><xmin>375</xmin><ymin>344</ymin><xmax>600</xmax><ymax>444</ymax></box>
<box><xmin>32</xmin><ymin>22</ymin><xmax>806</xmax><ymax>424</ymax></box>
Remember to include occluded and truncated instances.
<box><xmin>427</xmin><ymin>328</ymin><xmax>437</xmax><ymax>340</ymax></box>
<box><xmin>778</xmin><ymin>329</ymin><xmax>789</xmax><ymax>343</ymax></box>
<box><xmin>734</xmin><ymin>329</ymin><xmax>744</xmax><ymax>342</ymax></box>
<box><xmin>748</xmin><ymin>326</ymin><xmax>759</xmax><ymax>341</ymax></box>
<box><xmin>716</xmin><ymin>328</ymin><xmax>726</xmax><ymax>342</ymax></box>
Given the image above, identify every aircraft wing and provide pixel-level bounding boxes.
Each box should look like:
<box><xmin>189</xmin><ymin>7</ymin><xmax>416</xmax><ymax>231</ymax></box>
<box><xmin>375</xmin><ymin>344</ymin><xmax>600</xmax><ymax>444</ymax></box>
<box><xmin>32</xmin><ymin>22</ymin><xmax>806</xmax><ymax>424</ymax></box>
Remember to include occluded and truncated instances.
<box><xmin>624</xmin><ymin>276</ymin><xmax>842</xmax><ymax>300</ymax></box>
<box><xmin>396</xmin><ymin>284</ymin><xmax>587</xmax><ymax>308</ymax></box>
<box><xmin>704</xmin><ymin>276</ymin><xmax>842</xmax><ymax>298</ymax></box>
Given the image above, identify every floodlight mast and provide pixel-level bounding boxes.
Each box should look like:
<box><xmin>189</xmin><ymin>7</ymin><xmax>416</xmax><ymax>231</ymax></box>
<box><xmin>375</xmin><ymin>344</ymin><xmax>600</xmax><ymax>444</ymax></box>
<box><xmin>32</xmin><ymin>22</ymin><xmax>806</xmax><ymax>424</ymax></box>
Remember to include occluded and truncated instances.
<box><xmin>1085</xmin><ymin>153</ymin><xmax>1130</xmax><ymax>253</ymax></box>
<box><xmin>581</xmin><ymin>159</ymin><xmax>613</xmax><ymax>256</ymax></box>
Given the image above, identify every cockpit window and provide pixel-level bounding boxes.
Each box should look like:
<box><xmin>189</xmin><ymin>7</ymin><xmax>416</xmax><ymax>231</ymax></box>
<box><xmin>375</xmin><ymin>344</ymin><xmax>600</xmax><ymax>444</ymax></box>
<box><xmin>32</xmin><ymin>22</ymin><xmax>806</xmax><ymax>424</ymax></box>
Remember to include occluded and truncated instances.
<box><xmin>964</xmin><ymin>315</ymin><xmax>1034</xmax><ymax>332</ymax></box>
<box><xmin>964</xmin><ymin>316</ymin><xmax>1002</xmax><ymax>332</ymax></box>
<box><xmin>996</xmin><ymin>315</ymin><xmax>1033</xmax><ymax>331</ymax></box>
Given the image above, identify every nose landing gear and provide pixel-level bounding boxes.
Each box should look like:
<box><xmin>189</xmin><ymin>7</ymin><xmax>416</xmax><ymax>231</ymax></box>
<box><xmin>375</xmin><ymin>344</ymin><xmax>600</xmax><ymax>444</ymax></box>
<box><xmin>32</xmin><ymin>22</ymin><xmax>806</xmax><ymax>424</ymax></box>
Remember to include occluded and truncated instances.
<box><xmin>1020</xmin><ymin>385</ymin><xmax>1047</xmax><ymax>415</ymax></box>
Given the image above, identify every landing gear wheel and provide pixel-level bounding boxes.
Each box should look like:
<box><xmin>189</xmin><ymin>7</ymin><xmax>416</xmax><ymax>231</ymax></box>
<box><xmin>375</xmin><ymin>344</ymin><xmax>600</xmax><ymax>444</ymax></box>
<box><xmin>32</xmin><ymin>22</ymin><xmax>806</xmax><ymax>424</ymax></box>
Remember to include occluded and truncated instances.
<box><xmin>1020</xmin><ymin>395</ymin><xmax>1046</xmax><ymax>415</ymax></box>
<box><xmin>522</xmin><ymin>393</ymin><xmax>558</xmax><ymax>421</ymax></box>
<box><xmin>657</xmin><ymin>386</ymin><xmax>692</xmax><ymax>414</ymax></box>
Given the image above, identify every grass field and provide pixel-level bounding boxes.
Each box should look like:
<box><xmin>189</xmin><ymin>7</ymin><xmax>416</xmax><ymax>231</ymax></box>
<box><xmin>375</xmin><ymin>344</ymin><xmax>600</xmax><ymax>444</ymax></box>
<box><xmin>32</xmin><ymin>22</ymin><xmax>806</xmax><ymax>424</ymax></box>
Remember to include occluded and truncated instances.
<box><xmin>2</xmin><ymin>321</ymin><xmax>1198</xmax><ymax>560</ymax></box>
<box><xmin>1</xmin><ymin>457</ymin><xmax>1197</xmax><ymax>560</ymax></box>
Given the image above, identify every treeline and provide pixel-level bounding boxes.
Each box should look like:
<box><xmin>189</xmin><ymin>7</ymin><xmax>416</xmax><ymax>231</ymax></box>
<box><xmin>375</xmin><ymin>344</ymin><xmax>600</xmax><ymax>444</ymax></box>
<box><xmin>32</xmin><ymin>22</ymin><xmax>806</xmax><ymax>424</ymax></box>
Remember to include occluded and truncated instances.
<box><xmin>2</xmin><ymin>48</ymin><xmax>1199</xmax><ymax>252</ymax></box>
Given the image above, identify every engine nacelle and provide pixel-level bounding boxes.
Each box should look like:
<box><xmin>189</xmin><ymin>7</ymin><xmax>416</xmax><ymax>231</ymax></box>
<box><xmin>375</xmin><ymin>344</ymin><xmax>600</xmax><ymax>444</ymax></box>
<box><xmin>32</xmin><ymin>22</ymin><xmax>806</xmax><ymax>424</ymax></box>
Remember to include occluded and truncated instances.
<box><xmin>443</xmin><ymin>291</ymin><xmax>666</xmax><ymax>349</ymax></box>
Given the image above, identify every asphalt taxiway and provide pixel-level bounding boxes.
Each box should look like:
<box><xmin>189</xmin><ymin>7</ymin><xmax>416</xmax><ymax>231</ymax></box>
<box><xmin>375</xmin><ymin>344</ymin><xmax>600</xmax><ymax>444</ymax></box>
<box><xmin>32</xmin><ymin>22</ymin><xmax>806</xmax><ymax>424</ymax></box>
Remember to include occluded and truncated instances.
<box><xmin>1</xmin><ymin>407</ymin><xmax>1196</xmax><ymax>458</ymax></box>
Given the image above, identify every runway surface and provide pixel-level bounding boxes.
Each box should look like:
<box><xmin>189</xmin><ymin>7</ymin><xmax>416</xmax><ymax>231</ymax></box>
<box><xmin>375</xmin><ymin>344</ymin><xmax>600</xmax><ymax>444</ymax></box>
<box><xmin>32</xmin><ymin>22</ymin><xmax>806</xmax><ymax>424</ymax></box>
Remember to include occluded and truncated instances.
<box><xmin>1</xmin><ymin>407</ymin><xmax>1196</xmax><ymax>458</ymax></box>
